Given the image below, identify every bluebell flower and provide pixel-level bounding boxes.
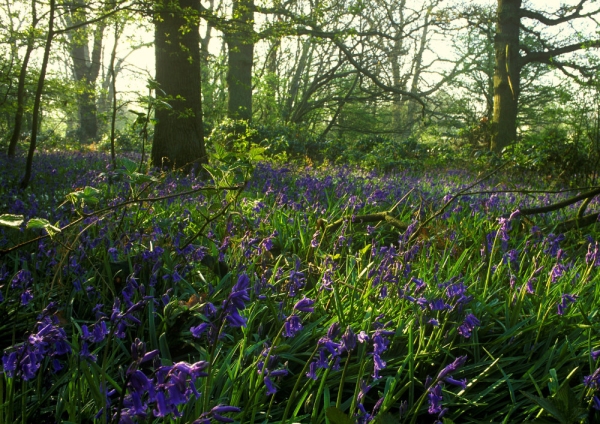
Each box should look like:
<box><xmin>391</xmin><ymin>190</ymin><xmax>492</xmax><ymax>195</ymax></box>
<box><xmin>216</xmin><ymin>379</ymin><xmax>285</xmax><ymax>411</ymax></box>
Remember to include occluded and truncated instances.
<box><xmin>592</xmin><ymin>350</ymin><xmax>600</xmax><ymax>361</ymax></box>
<box><xmin>357</xmin><ymin>380</ymin><xmax>372</xmax><ymax>403</ymax></box>
<box><xmin>288</xmin><ymin>258</ymin><xmax>306</xmax><ymax>297</ymax></box>
<box><xmin>427</xmin><ymin>382</ymin><xmax>445</xmax><ymax>415</ymax></box>
<box><xmin>3</xmin><ymin>315</ymin><xmax>71</xmax><ymax>380</ymax></box>
<box><xmin>584</xmin><ymin>368</ymin><xmax>600</xmax><ymax>389</ymax></box>
<box><xmin>306</xmin><ymin>361</ymin><xmax>318</xmax><ymax>380</ymax></box>
<box><xmin>444</xmin><ymin>376</ymin><xmax>467</xmax><ymax>389</ymax></box>
<box><xmin>341</xmin><ymin>326</ymin><xmax>357</xmax><ymax>352</ymax></box>
<box><xmin>293</xmin><ymin>297</ymin><xmax>315</xmax><ymax>313</ymax></box>
<box><xmin>264</xmin><ymin>376</ymin><xmax>277</xmax><ymax>395</ymax></box>
<box><xmin>557</xmin><ymin>293</ymin><xmax>577</xmax><ymax>315</ymax></box>
<box><xmin>437</xmin><ymin>355</ymin><xmax>467</xmax><ymax>381</ymax></box>
<box><xmin>108</xmin><ymin>247</ymin><xmax>118</xmax><ymax>261</ymax></box>
<box><xmin>593</xmin><ymin>396</ymin><xmax>600</xmax><ymax>410</ymax></box>
<box><xmin>283</xmin><ymin>314</ymin><xmax>303</xmax><ymax>338</ymax></box>
<box><xmin>20</xmin><ymin>289</ymin><xmax>33</xmax><ymax>305</ymax></box>
<box><xmin>458</xmin><ymin>314</ymin><xmax>480</xmax><ymax>338</ymax></box>
<box><xmin>210</xmin><ymin>405</ymin><xmax>241</xmax><ymax>423</ymax></box>
<box><xmin>191</xmin><ymin>323</ymin><xmax>210</xmax><ymax>338</ymax></box>
<box><xmin>586</xmin><ymin>242</ymin><xmax>600</xmax><ymax>266</ymax></box>
<box><xmin>11</xmin><ymin>269</ymin><xmax>32</xmax><ymax>289</ymax></box>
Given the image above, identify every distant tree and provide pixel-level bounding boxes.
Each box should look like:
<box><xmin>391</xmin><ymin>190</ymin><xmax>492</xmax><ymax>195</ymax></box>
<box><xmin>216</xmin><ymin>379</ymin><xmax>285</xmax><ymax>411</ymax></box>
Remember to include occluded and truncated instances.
<box><xmin>492</xmin><ymin>0</ymin><xmax>600</xmax><ymax>153</ymax></box>
<box><xmin>225</xmin><ymin>0</ymin><xmax>254</xmax><ymax>121</ymax></box>
<box><xmin>152</xmin><ymin>0</ymin><xmax>207</xmax><ymax>171</ymax></box>
<box><xmin>6</xmin><ymin>0</ymin><xmax>39</xmax><ymax>157</ymax></box>
<box><xmin>62</xmin><ymin>0</ymin><xmax>106</xmax><ymax>144</ymax></box>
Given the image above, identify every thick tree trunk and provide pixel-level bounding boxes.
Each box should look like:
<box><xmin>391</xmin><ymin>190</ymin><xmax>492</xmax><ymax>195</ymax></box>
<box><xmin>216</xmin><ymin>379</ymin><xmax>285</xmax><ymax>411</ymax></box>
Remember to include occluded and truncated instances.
<box><xmin>491</xmin><ymin>0</ymin><xmax>521</xmax><ymax>153</ymax></box>
<box><xmin>153</xmin><ymin>0</ymin><xmax>207</xmax><ymax>172</ymax></box>
<box><xmin>225</xmin><ymin>0</ymin><xmax>254</xmax><ymax>121</ymax></box>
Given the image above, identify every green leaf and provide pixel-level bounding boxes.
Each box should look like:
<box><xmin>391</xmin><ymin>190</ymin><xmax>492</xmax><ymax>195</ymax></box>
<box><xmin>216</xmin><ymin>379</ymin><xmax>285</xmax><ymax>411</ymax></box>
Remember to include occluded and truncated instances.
<box><xmin>159</xmin><ymin>332</ymin><xmax>172</xmax><ymax>364</ymax></box>
<box><xmin>521</xmin><ymin>391</ymin><xmax>567</xmax><ymax>423</ymax></box>
<box><xmin>325</xmin><ymin>407</ymin><xmax>354</xmax><ymax>424</ymax></box>
<box><xmin>129</xmin><ymin>172</ymin><xmax>158</xmax><ymax>185</ymax></box>
<box><xmin>0</xmin><ymin>214</ymin><xmax>24</xmax><ymax>228</ymax></box>
<box><xmin>26</xmin><ymin>218</ymin><xmax>61</xmax><ymax>235</ymax></box>
<box><xmin>374</xmin><ymin>413</ymin><xmax>400</xmax><ymax>424</ymax></box>
<box><xmin>118</xmin><ymin>157</ymin><xmax>138</xmax><ymax>174</ymax></box>
<box><xmin>67</xmin><ymin>186</ymin><xmax>101</xmax><ymax>206</ymax></box>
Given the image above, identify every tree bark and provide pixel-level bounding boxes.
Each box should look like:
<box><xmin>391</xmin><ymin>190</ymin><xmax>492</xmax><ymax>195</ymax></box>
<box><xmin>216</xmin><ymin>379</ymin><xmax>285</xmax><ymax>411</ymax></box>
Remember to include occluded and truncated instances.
<box><xmin>491</xmin><ymin>0</ymin><xmax>522</xmax><ymax>153</ymax></box>
<box><xmin>153</xmin><ymin>0</ymin><xmax>207</xmax><ymax>172</ymax></box>
<box><xmin>65</xmin><ymin>2</ymin><xmax>105</xmax><ymax>144</ymax></box>
<box><xmin>20</xmin><ymin>0</ymin><xmax>55</xmax><ymax>189</ymax></box>
<box><xmin>8</xmin><ymin>29</ymin><xmax>35</xmax><ymax>158</ymax></box>
<box><xmin>225</xmin><ymin>0</ymin><xmax>254</xmax><ymax>121</ymax></box>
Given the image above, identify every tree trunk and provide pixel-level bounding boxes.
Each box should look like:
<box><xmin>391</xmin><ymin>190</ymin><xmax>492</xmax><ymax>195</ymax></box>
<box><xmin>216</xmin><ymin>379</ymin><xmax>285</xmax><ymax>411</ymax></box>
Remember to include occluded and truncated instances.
<box><xmin>283</xmin><ymin>38</ymin><xmax>311</xmax><ymax>123</ymax></box>
<box><xmin>225</xmin><ymin>0</ymin><xmax>254</xmax><ymax>121</ymax></box>
<box><xmin>20</xmin><ymin>0</ymin><xmax>55</xmax><ymax>189</ymax></box>
<box><xmin>406</xmin><ymin>6</ymin><xmax>432</xmax><ymax>129</ymax></box>
<box><xmin>491</xmin><ymin>0</ymin><xmax>521</xmax><ymax>153</ymax></box>
<box><xmin>8</xmin><ymin>31</ymin><xmax>35</xmax><ymax>158</ymax></box>
<box><xmin>390</xmin><ymin>0</ymin><xmax>406</xmax><ymax>133</ymax></box>
<box><xmin>153</xmin><ymin>0</ymin><xmax>207</xmax><ymax>172</ymax></box>
<box><xmin>65</xmin><ymin>3</ymin><xmax>105</xmax><ymax>144</ymax></box>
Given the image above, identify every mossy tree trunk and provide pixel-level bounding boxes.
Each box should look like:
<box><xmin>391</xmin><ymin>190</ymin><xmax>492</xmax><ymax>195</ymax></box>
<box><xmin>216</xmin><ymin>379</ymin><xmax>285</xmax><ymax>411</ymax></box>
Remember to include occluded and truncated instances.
<box><xmin>491</xmin><ymin>0</ymin><xmax>521</xmax><ymax>153</ymax></box>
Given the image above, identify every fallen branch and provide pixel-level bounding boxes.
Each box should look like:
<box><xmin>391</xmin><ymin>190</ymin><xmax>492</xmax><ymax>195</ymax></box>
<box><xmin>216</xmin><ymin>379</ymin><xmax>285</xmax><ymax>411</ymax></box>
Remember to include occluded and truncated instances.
<box><xmin>321</xmin><ymin>189</ymin><xmax>414</xmax><ymax>237</ymax></box>
<box><xmin>518</xmin><ymin>186</ymin><xmax>600</xmax><ymax>216</ymax></box>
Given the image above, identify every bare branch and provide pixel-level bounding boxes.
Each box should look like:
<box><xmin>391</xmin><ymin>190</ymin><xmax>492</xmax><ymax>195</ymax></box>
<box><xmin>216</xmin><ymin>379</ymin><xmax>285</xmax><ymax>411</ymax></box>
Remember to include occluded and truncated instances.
<box><xmin>520</xmin><ymin>0</ymin><xmax>600</xmax><ymax>26</ymax></box>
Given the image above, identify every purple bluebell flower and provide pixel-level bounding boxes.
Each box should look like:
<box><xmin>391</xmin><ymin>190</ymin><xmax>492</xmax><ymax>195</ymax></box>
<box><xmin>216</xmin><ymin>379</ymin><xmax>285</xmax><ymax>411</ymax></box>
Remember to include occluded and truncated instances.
<box><xmin>310</xmin><ymin>230</ymin><xmax>320</xmax><ymax>248</ymax></box>
<box><xmin>586</xmin><ymin>242</ymin><xmax>600</xmax><ymax>266</ymax></box>
<box><xmin>288</xmin><ymin>258</ymin><xmax>306</xmax><ymax>297</ymax></box>
<box><xmin>427</xmin><ymin>382</ymin><xmax>444</xmax><ymax>414</ymax></box>
<box><xmin>428</xmin><ymin>318</ymin><xmax>440</xmax><ymax>326</ymax></box>
<box><xmin>20</xmin><ymin>289</ymin><xmax>33</xmax><ymax>305</ymax></box>
<box><xmin>341</xmin><ymin>326</ymin><xmax>357</xmax><ymax>352</ymax></box>
<box><xmin>306</xmin><ymin>361</ymin><xmax>318</xmax><ymax>380</ymax></box>
<box><xmin>108</xmin><ymin>247</ymin><xmax>118</xmax><ymax>261</ymax></box>
<box><xmin>444</xmin><ymin>376</ymin><xmax>467</xmax><ymax>389</ymax></box>
<box><xmin>264</xmin><ymin>376</ymin><xmax>277</xmax><ymax>395</ymax></box>
<box><xmin>357</xmin><ymin>331</ymin><xmax>370</xmax><ymax>343</ymax></box>
<box><xmin>437</xmin><ymin>355</ymin><xmax>467</xmax><ymax>381</ymax></box>
<box><xmin>357</xmin><ymin>380</ymin><xmax>372</xmax><ymax>403</ymax></box>
<box><xmin>550</xmin><ymin>263</ymin><xmax>567</xmax><ymax>283</ymax></box>
<box><xmin>592</xmin><ymin>350</ymin><xmax>600</xmax><ymax>361</ymax></box>
<box><xmin>11</xmin><ymin>269</ymin><xmax>32</xmax><ymax>289</ymax></box>
<box><xmin>557</xmin><ymin>293</ymin><xmax>577</xmax><ymax>315</ymax></box>
<box><xmin>293</xmin><ymin>297</ymin><xmax>315</xmax><ymax>313</ymax></box>
<box><xmin>458</xmin><ymin>314</ymin><xmax>480</xmax><ymax>338</ymax></box>
<box><xmin>593</xmin><ymin>396</ymin><xmax>600</xmax><ymax>410</ymax></box>
<box><xmin>210</xmin><ymin>404</ymin><xmax>241</xmax><ymax>423</ymax></box>
<box><xmin>283</xmin><ymin>314</ymin><xmax>303</xmax><ymax>338</ymax></box>
<box><xmin>3</xmin><ymin>315</ymin><xmax>71</xmax><ymax>380</ymax></box>
<box><xmin>371</xmin><ymin>329</ymin><xmax>394</xmax><ymax>379</ymax></box>
<box><xmin>191</xmin><ymin>323</ymin><xmax>210</xmax><ymax>338</ymax></box>
<box><xmin>584</xmin><ymin>368</ymin><xmax>600</xmax><ymax>389</ymax></box>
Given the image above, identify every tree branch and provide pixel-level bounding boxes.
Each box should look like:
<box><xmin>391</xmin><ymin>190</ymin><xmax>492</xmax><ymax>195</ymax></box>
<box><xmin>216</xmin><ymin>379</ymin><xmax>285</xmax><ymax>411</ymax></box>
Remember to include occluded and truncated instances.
<box><xmin>520</xmin><ymin>0</ymin><xmax>600</xmax><ymax>26</ymax></box>
<box><xmin>520</xmin><ymin>40</ymin><xmax>600</xmax><ymax>67</ymax></box>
